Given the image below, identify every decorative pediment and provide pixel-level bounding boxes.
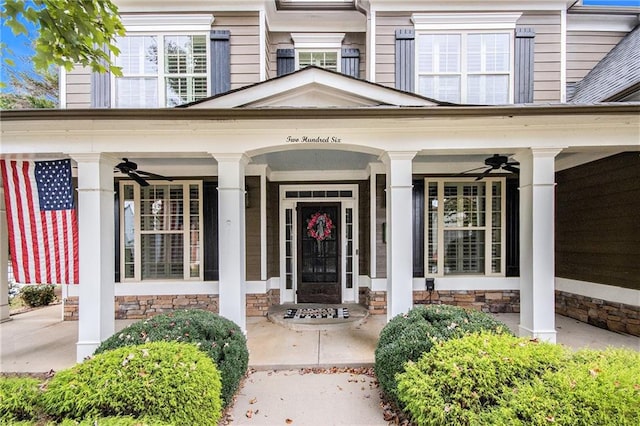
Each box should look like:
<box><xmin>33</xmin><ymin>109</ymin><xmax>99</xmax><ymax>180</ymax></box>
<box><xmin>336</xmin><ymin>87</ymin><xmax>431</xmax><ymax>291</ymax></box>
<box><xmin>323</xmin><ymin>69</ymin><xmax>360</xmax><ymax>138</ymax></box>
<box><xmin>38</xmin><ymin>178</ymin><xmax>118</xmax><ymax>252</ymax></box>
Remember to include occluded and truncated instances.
<box><xmin>184</xmin><ymin>66</ymin><xmax>440</xmax><ymax>108</ymax></box>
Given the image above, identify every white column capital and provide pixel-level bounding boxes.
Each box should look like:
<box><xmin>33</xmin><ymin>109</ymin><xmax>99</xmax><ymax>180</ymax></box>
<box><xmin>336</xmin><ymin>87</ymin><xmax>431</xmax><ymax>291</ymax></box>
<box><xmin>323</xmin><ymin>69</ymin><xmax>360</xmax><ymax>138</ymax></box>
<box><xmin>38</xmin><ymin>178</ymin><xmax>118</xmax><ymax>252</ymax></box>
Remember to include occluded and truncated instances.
<box><xmin>69</xmin><ymin>152</ymin><xmax>121</xmax><ymax>166</ymax></box>
<box><xmin>380</xmin><ymin>151</ymin><xmax>418</xmax><ymax>165</ymax></box>
<box><xmin>210</xmin><ymin>153</ymin><xmax>250</xmax><ymax>166</ymax></box>
<box><xmin>513</xmin><ymin>147</ymin><xmax>565</xmax><ymax>163</ymax></box>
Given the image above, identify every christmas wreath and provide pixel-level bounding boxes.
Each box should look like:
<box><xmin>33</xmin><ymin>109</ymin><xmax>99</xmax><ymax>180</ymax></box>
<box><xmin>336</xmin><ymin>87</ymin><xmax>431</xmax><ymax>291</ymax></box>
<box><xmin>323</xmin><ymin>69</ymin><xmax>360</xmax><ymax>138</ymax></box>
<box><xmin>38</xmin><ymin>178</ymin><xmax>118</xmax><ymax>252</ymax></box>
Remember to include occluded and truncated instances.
<box><xmin>307</xmin><ymin>212</ymin><xmax>333</xmax><ymax>241</ymax></box>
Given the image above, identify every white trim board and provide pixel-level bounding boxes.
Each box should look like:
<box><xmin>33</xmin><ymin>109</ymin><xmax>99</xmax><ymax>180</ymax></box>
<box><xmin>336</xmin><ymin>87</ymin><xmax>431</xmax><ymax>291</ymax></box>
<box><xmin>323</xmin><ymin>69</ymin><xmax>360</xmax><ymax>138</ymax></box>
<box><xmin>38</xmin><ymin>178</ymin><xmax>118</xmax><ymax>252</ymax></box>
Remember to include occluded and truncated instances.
<box><xmin>555</xmin><ymin>278</ymin><xmax>640</xmax><ymax>307</ymax></box>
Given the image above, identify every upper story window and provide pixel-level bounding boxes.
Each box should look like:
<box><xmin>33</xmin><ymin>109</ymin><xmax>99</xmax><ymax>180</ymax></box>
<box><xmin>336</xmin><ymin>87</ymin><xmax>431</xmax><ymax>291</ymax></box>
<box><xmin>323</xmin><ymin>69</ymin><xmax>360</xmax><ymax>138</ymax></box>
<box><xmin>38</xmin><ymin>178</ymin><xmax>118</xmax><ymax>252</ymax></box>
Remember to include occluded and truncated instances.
<box><xmin>292</xmin><ymin>33</ymin><xmax>344</xmax><ymax>72</ymax></box>
<box><xmin>115</xmin><ymin>34</ymin><xmax>208</xmax><ymax>107</ymax></box>
<box><xmin>113</xmin><ymin>14</ymin><xmax>213</xmax><ymax>108</ymax></box>
<box><xmin>413</xmin><ymin>13</ymin><xmax>521</xmax><ymax>105</ymax></box>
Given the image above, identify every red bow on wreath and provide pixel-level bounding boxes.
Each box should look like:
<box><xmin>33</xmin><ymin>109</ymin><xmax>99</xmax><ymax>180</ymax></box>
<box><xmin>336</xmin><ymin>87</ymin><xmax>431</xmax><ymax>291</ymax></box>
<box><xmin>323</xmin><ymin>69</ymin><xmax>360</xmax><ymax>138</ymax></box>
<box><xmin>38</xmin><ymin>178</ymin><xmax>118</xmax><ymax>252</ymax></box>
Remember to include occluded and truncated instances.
<box><xmin>307</xmin><ymin>212</ymin><xmax>333</xmax><ymax>241</ymax></box>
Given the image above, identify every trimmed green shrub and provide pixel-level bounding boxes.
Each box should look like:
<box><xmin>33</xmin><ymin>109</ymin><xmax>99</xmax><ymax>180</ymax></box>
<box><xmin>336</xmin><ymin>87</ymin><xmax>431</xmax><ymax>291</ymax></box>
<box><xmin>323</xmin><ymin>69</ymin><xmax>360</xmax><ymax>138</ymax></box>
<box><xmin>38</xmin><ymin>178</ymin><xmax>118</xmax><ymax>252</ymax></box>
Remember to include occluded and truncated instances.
<box><xmin>58</xmin><ymin>416</ymin><xmax>173</xmax><ymax>425</ymax></box>
<box><xmin>95</xmin><ymin>309</ymin><xmax>248</xmax><ymax>406</ymax></box>
<box><xmin>0</xmin><ymin>376</ymin><xmax>43</xmax><ymax>422</ymax></box>
<box><xmin>374</xmin><ymin>304</ymin><xmax>511</xmax><ymax>402</ymax></box>
<box><xmin>20</xmin><ymin>284</ymin><xmax>55</xmax><ymax>307</ymax></box>
<box><xmin>397</xmin><ymin>333</ymin><xmax>569</xmax><ymax>426</ymax></box>
<box><xmin>478</xmin><ymin>348</ymin><xmax>640</xmax><ymax>426</ymax></box>
<box><xmin>42</xmin><ymin>341</ymin><xmax>223</xmax><ymax>425</ymax></box>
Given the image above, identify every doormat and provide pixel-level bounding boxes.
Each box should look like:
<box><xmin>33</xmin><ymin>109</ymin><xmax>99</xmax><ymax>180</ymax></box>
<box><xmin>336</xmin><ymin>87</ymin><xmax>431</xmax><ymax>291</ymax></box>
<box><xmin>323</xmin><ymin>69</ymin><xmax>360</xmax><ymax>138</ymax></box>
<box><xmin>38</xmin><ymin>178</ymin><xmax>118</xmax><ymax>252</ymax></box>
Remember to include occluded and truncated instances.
<box><xmin>284</xmin><ymin>307</ymin><xmax>350</xmax><ymax>319</ymax></box>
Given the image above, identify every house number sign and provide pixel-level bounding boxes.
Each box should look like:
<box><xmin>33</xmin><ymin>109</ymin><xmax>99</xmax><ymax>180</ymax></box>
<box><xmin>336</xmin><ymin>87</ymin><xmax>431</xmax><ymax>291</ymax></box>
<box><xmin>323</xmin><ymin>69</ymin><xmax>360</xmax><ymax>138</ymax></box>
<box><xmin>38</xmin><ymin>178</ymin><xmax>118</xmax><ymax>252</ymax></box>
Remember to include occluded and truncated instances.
<box><xmin>285</xmin><ymin>135</ymin><xmax>342</xmax><ymax>143</ymax></box>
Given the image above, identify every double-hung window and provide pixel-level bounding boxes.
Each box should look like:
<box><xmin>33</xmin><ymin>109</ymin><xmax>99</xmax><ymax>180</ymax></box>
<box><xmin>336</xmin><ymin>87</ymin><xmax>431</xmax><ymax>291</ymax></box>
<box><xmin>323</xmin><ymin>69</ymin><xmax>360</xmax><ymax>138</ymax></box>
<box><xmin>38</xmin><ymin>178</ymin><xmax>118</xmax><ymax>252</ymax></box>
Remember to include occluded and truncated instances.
<box><xmin>413</xmin><ymin>13</ymin><xmax>520</xmax><ymax>104</ymax></box>
<box><xmin>426</xmin><ymin>178</ymin><xmax>505</xmax><ymax>276</ymax></box>
<box><xmin>292</xmin><ymin>33</ymin><xmax>344</xmax><ymax>72</ymax></box>
<box><xmin>120</xmin><ymin>181</ymin><xmax>203</xmax><ymax>281</ymax></box>
<box><xmin>115</xmin><ymin>34</ymin><xmax>208</xmax><ymax>107</ymax></box>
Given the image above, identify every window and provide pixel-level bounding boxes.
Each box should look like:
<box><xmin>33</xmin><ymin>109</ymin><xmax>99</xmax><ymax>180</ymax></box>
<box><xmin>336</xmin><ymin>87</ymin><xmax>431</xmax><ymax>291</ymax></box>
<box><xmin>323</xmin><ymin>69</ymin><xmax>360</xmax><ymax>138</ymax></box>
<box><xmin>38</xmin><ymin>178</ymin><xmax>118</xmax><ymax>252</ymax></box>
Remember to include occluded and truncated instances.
<box><xmin>426</xmin><ymin>179</ymin><xmax>505</xmax><ymax>276</ymax></box>
<box><xmin>298</xmin><ymin>51</ymin><xmax>339</xmax><ymax>71</ymax></box>
<box><xmin>417</xmin><ymin>32</ymin><xmax>511</xmax><ymax>104</ymax></box>
<box><xmin>291</xmin><ymin>33</ymin><xmax>344</xmax><ymax>72</ymax></box>
<box><xmin>114</xmin><ymin>34</ymin><xmax>208</xmax><ymax>107</ymax></box>
<box><xmin>412</xmin><ymin>13</ymin><xmax>520</xmax><ymax>104</ymax></box>
<box><xmin>120</xmin><ymin>181</ymin><xmax>202</xmax><ymax>281</ymax></box>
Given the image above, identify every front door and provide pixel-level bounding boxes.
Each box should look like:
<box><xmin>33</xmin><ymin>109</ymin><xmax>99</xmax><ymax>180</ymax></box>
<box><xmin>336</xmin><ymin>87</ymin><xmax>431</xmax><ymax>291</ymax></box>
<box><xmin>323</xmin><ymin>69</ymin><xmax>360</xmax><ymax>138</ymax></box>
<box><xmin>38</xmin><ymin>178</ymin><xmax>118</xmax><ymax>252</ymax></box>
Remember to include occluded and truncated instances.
<box><xmin>297</xmin><ymin>203</ymin><xmax>341</xmax><ymax>303</ymax></box>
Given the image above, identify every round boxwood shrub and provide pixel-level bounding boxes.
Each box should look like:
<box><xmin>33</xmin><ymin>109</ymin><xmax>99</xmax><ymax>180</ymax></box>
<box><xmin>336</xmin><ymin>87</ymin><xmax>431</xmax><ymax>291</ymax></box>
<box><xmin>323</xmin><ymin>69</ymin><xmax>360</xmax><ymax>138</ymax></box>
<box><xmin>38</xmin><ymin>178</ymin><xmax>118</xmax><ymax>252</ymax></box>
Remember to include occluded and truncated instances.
<box><xmin>397</xmin><ymin>333</ymin><xmax>568</xmax><ymax>426</ymax></box>
<box><xmin>43</xmin><ymin>341</ymin><xmax>223</xmax><ymax>425</ymax></box>
<box><xmin>0</xmin><ymin>376</ymin><xmax>43</xmax><ymax>422</ymax></box>
<box><xmin>478</xmin><ymin>348</ymin><xmax>640</xmax><ymax>426</ymax></box>
<box><xmin>95</xmin><ymin>309</ymin><xmax>248</xmax><ymax>406</ymax></box>
<box><xmin>374</xmin><ymin>304</ymin><xmax>511</xmax><ymax>402</ymax></box>
<box><xmin>20</xmin><ymin>284</ymin><xmax>56</xmax><ymax>307</ymax></box>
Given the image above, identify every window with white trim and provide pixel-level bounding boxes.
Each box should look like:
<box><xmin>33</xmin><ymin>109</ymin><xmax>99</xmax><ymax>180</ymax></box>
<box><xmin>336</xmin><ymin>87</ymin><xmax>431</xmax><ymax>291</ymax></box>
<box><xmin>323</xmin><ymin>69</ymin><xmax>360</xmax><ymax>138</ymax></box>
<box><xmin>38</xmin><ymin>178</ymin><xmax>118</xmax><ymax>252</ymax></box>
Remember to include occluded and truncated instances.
<box><xmin>114</xmin><ymin>34</ymin><xmax>209</xmax><ymax>107</ymax></box>
<box><xmin>298</xmin><ymin>50</ymin><xmax>339</xmax><ymax>71</ymax></box>
<box><xmin>413</xmin><ymin>13</ymin><xmax>520</xmax><ymax>104</ymax></box>
<box><xmin>292</xmin><ymin>33</ymin><xmax>344</xmax><ymax>72</ymax></box>
<box><xmin>120</xmin><ymin>181</ymin><xmax>203</xmax><ymax>281</ymax></box>
<box><xmin>426</xmin><ymin>178</ymin><xmax>505</xmax><ymax>276</ymax></box>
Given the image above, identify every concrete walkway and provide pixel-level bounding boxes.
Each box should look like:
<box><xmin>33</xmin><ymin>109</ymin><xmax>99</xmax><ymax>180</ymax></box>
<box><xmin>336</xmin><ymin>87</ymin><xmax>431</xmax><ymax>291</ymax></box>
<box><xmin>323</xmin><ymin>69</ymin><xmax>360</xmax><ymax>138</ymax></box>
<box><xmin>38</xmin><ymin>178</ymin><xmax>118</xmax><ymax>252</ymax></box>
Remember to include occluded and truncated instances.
<box><xmin>1</xmin><ymin>305</ymin><xmax>638</xmax><ymax>425</ymax></box>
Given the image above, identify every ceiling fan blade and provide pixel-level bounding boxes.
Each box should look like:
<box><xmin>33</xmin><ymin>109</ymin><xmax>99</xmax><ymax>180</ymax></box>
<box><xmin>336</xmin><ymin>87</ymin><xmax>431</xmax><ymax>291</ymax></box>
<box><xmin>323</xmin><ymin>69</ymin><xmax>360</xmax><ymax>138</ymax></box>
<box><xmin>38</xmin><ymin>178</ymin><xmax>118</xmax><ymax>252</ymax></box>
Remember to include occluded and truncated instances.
<box><xmin>456</xmin><ymin>166</ymin><xmax>488</xmax><ymax>175</ymax></box>
<box><xmin>475</xmin><ymin>167</ymin><xmax>493</xmax><ymax>181</ymax></box>
<box><xmin>505</xmin><ymin>161</ymin><xmax>519</xmax><ymax>166</ymax></box>
<box><xmin>502</xmin><ymin>164</ymin><xmax>520</xmax><ymax>174</ymax></box>
<box><xmin>128</xmin><ymin>172</ymin><xmax>150</xmax><ymax>187</ymax></box>
<box><xmin>136</xmin><ymin>170</ymin><xmax>174</xmax><ymax>181</ymax></box>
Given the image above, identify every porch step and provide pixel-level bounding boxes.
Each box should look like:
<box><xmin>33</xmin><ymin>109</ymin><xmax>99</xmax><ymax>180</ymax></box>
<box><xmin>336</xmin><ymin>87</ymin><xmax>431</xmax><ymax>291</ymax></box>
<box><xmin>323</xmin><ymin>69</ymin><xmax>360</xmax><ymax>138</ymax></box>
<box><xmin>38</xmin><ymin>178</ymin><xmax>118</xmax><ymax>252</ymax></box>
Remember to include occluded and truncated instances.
<box><xmin>267</xmin><ymin>303</ymin><xmax>369</xmax><ymax>331</ymax></box>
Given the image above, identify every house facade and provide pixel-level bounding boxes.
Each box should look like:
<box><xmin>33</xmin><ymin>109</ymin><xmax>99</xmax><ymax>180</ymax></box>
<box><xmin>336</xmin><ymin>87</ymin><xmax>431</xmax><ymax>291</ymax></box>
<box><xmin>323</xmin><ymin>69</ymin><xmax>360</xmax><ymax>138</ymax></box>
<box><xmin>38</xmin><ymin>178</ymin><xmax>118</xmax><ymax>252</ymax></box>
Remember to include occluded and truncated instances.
<box><xmin>0</xmin><ymin>0</ymin><xmax>638</xmax><ymax>361</ymax></box>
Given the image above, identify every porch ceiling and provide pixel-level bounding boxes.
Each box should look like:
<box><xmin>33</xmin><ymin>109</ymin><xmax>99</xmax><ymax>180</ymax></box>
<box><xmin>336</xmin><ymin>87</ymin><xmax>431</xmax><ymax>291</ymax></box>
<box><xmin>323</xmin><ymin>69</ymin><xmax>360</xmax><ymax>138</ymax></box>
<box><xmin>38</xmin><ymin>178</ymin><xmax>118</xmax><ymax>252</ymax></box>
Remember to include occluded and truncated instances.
<box><xmin>251</xmin><ymin>149</ymin><xmax>379</xmax><ymax>171</ymax></box>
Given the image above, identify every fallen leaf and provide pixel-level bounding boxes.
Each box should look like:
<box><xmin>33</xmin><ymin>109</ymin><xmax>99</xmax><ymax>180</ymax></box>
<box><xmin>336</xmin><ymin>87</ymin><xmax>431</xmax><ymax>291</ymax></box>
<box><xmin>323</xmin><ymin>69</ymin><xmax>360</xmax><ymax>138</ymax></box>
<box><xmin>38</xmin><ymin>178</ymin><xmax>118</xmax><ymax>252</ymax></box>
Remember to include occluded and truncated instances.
<box><xmin>286</xmin><ymin>418</ymin><xmax>293</xmax><ymax>424</ymax></box>
<box><xmin>246</xmin><ymin>410</ymin><xmax>253</xmax><ymax>418</ymax></box>
<box><xmin>337</xmin><ymin>385</ymin><xmax>343</xmax><ymax>391</ymax></box>
<box><xmin>249</xmin><ymin>397</ymin><xmax>258</xmax><ymax>404</ymax></box>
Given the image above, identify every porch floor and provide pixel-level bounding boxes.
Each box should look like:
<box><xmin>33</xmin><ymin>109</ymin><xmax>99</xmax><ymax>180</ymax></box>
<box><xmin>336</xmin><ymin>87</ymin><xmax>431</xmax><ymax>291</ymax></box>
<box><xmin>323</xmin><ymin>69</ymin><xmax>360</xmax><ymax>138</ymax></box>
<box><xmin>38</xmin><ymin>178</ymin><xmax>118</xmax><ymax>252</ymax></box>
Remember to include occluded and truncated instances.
<box><xmin>1</xmin><ymin>304</ymin><xmax>638</xmax><ymax>374</ymax></box>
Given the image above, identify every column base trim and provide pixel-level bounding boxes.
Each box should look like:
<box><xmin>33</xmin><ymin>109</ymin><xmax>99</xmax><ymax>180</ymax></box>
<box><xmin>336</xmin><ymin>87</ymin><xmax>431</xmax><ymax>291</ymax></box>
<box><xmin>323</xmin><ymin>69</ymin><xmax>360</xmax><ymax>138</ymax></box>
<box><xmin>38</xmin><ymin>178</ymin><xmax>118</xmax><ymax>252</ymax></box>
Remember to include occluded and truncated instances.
<box><xmin>518</xmin><ymin>325</ymin><xmax>557</xmax><ymax>343</ymax></box>
<box><xmin>77</xmin><ymin>340</ymin><xmax>101</xmax><ymax>362</ymax></box>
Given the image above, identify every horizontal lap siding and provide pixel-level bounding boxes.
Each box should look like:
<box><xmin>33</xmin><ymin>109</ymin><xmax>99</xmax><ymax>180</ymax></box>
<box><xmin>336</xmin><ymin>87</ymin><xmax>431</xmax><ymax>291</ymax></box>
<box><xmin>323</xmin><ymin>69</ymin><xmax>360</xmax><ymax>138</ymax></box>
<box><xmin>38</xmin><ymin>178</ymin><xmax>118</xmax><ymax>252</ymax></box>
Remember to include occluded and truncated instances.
<box><xmin>375</xmin><ymin>13</ymin><xmax>412</xmax><ymax>88</ymax></box>
<box><xmin>556</xmin><ymin>153</ymin><xmax>640</xmax><ymax>290</ymax></box>
<box><xmin>566</xmin><ymin>31</ymin><xmax>625</xmax><ymax>83</ymax></box>
<box><xmin>267</xmin><ymin>32</ymin><xmax>294</xmax><ymax>77</ymax></box>
<box><xmin>214</xmin><ymin>13</ymin><xmax>261</xmax><ymax>90</ymax></box>
<box><xmin>65</xmin><ymin>66</ymin><xmax>91</xmax><ymax>108</ymax></box>
<box><xmin>517</xmin><ymin>12</ymin><xmax>561</xmax><ymax>102</ymax></box>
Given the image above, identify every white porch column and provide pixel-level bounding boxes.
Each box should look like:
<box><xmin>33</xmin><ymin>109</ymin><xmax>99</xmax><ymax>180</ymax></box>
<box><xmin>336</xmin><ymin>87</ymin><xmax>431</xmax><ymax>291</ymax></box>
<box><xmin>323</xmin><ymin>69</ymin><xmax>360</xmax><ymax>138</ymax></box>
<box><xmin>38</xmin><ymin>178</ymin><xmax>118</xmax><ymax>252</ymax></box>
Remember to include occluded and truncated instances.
<box><xmin>212</xmin><ymin>153</ymin><xmax>248</xmax><ymax>332</ymax></box>
<box><xmin>0</xmin><ymin>179</ymin><xmax>10</xmax><ymax>322</ymax></box>
<box><xmin>382</xmin><ymin>151</ymin><xmax>417</xmax><ymax>320</ymax></box>
<box><xmin>72</xmin><ymin>153</ymin><xmax>117</xmax><ymax>361</ymax></box>
<box><xmin>517</xmin><ymin>148</ymin><xmax>563</xmax><ymax>343</ymax></box>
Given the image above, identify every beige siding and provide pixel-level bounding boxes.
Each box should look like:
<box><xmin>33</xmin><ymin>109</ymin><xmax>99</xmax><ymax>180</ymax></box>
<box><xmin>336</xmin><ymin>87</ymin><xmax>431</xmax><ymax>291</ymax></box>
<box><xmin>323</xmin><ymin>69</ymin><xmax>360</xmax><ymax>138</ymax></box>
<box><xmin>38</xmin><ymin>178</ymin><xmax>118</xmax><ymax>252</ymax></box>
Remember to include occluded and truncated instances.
<box><xmin>517</xmin><ymin>12</ymin><xmax>562</xmax><ymax>102</ymax></box>
<box><xmin>265</xmin><ymin>25</ymin><xmax>273</xmax><ymax>80</ymax></box>
<box><xmin>343</xmin><ymin>32</ymin><xmax>367</xmax><ymax>79</ymax></box>
<box><xmin>266</xmin><ymin>32</ymin><xmax>293</xmax><ymax>77</ymax></box>
<box><xmin>567</xmin><ymin>31</ymin><xmax>625</xmax><ymax>83</ymax></box>
<box><xmin>375</xmin><ymin>13</ymin><xmax>412</xmax><ymax>88</ymax></box>
<box><xmin>65</xmin><ymin>65</ymin><xmax>91</xmax><ymax>109</ymax></box>
<box><xmin>214</xmin><ymin>13</ymin><xmax>261</xmax><ymax>90</ymax></box>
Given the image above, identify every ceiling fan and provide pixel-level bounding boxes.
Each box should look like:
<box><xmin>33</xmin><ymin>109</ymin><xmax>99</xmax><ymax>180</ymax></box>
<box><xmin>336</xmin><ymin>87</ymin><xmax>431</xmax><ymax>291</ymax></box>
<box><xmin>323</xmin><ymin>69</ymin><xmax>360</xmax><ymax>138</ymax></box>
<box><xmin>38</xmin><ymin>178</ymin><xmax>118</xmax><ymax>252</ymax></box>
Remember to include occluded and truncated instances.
<box><xmin>115</xmin><ymin>158</ymin><xmax>173</xmax><ymax>187</ymax></box>
<box><xmin>459</xmin><ymin>154</ymin><xmax>520</xmax><ymax>181</ymax></box>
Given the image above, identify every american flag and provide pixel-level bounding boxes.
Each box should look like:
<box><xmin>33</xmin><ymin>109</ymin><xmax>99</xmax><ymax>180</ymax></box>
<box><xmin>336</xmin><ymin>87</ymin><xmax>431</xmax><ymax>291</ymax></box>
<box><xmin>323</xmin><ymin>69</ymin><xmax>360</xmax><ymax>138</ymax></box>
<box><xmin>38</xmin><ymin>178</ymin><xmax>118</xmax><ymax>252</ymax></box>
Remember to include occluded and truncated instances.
<box><xmin>0</xmin><ymin>159</ymin><xmax>79</xmax><ymax>284</ymax></box>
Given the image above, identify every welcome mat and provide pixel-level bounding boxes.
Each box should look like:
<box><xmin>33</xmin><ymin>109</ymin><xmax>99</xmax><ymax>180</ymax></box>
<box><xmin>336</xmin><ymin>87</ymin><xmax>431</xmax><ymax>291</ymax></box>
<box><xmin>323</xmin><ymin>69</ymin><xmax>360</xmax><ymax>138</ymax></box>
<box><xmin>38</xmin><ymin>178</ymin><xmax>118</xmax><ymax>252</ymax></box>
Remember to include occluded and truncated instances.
<box><xmin>284</xmin><ymin>307</ymin><xmax>350</xmax><ymax>320</ymax></box>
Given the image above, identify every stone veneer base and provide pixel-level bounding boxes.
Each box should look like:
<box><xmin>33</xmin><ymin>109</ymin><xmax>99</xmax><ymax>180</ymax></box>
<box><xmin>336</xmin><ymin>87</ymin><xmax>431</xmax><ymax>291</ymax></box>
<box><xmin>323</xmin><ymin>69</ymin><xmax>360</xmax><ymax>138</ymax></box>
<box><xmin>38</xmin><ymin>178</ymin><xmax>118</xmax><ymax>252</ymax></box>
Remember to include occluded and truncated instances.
<box><xmin>555</xmin><ymin>290</ymin><xmax>640</xmax><ymax>337</ymax></box>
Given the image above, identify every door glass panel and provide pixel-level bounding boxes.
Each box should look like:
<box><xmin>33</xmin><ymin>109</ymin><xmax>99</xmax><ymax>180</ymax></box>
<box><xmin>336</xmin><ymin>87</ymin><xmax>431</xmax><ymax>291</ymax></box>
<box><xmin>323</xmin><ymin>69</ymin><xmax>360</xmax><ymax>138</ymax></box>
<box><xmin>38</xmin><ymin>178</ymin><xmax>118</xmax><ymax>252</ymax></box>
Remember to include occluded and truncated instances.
<box><xmin>345</xmin><ymin>207</ymin><xmax>353</xmax><ymax>288</ymax></box>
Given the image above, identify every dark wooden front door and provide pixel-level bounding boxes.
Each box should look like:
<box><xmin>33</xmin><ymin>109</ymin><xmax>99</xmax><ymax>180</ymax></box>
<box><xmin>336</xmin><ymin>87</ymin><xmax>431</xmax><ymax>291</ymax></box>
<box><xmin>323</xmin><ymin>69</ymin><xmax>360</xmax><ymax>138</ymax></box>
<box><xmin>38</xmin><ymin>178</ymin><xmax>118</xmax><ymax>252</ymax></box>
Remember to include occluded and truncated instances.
<box><xmin>297</xmin><ymin>203</ymin><xmax>341</xmax><ymax>303</ymax></box>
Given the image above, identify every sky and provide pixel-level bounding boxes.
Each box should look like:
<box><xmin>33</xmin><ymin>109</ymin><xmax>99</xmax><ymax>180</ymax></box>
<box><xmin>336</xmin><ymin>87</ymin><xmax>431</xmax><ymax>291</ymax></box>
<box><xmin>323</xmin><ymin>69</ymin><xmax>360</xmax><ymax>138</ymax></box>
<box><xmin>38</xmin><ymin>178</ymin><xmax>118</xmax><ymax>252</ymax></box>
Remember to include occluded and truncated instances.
<box><xmin>0</xmin><ymin>0</ymin><xmax>638</xmax><ymax>93</ymax></box>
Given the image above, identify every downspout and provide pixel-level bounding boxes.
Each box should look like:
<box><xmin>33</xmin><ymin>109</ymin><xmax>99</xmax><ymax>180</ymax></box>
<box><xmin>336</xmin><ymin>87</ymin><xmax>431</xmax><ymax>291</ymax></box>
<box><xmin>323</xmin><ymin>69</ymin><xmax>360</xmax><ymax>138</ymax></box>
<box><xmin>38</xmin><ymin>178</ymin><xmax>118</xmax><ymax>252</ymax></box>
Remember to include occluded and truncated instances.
<box><xmin>355</xmin><ymin>0</ymin><xmax>375</xmax><ymax>82</ymax></box>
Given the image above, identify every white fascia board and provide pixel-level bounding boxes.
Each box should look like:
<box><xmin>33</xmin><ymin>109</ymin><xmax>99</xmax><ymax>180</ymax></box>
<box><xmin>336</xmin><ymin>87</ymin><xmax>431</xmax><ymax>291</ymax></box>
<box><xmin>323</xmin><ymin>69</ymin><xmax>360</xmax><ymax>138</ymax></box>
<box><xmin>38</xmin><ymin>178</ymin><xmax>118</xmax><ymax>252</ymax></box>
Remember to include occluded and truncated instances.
<box><xmin>115</xmin><ymin>0</ymin><xmax>265</xmax><ymax>13</ymax></box>
<box><xmin>121</xmin><ymin>14</ymin><xmax>214</xmax><ymax>32</ymax></box>
<box><xmin>556</xmin><ymin>278</ymin><xmax>640</xmax><ymax>307</ymax></box>
<box><xmin>567</xmin><ymin>14</ymin><xmax>639</xmax><ymax>32</ymax></box>
<box><xmin>190</xmin><ymin>68</ymin><xmax>436</xmax><ymax>107</ymax></box>
<box><xmin>369</xmin><ymin>0</ymin><xmax>569</xmax><ymax>12</ymax></box>
<box><xmin>291</xmin><ymin>33</ymin><xmax>345</xmax><ymax>48</ymax></box>
<box><xmin>115</xmin><ymin>281</ymin><xmax>219</xmax><ymax>296</ymax></box>
<box><xmin>412</xmin><ymin>13</ymin><xmax>522</xmax><ymax>30</ymax></box>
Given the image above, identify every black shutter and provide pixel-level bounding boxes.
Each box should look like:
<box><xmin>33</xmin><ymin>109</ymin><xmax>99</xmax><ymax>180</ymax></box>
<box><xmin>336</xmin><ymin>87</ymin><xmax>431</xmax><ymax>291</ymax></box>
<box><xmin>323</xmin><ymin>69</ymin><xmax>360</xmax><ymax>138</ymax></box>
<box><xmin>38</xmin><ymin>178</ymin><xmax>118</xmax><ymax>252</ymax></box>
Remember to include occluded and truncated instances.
<box><xmin>506</xmin><ymin>178</ymin><xmax>520</xmax><ymax>277</ymax></box>
<box><xmin>277</xmin><ymin>48</ymin><xmax>295</xmax><ymax>76</ymax></box>
<box><xmin>210</xmin><ymin>30</ymin><xmax>231</xmax><ymax>95</ymax></box>
<box><xmin>114</xmin><ymin>183</ymin><xmax>120</xmax><ymax>282</ymax></box>
<box><xmin>395</xmin><ymin>29</ymin><xmax>415</xmax><ymax>92</ymax></box>
<box><xmin>91</xmin><ymin>45</ymin><xmax>111</xmax><ymax>108</ymax></box>
<box><xmin>412</xmin><ymin>179</ymin><xmax>425</xmax><ymax>277</ymax></box>
<box><xmin>514</xmin><ymin>27</ymin><xmax>535</xmax><ymax>104</ymax></box>
<box><xmin>203</xmin><ymin>181</ymin><xmax>219</xmax><ymax>281</ymax></box>
<box><xmin>341</xmin><ymin>48</ymin><xmax>360</xmax><ymax>78</ymax></box>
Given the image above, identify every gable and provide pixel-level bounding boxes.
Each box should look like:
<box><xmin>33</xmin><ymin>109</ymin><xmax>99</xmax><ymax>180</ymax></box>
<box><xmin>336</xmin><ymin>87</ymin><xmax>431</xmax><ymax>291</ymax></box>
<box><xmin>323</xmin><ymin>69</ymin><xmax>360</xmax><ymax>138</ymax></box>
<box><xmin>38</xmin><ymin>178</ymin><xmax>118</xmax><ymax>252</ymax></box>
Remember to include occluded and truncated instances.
<box><xmin>184</xmin><ymin>66</ymin><xmax>441</xmax><ymax>108</ymax></box>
